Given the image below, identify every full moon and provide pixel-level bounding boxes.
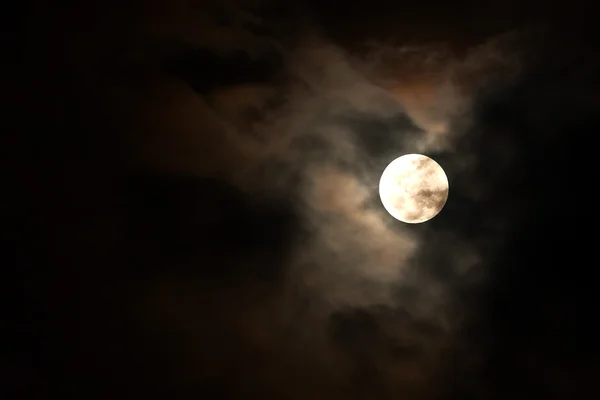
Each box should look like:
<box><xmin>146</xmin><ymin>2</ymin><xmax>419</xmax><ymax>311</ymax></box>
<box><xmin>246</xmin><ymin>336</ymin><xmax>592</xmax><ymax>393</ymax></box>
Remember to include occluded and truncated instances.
<box><xmin>379</xmin><ymin>154</ymin><xmax>449</xmax><ymax>223</ymax></box>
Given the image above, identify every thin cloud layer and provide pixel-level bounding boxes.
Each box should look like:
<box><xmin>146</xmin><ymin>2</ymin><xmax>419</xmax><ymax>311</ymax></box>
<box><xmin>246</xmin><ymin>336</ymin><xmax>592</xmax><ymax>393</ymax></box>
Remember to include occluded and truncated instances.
<box><xmin>112</xmin><ymin>3</ymin><xmax>536</xmax><ymax>398</ymax></box>
<box><xmin>23</xmin><ymin>1</ymin><xmax>595</xmax><ymax>398</ymax></box>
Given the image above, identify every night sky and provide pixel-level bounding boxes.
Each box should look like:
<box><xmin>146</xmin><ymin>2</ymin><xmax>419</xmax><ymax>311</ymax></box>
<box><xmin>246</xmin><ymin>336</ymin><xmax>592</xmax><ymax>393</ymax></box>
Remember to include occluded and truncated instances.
<box><xmin>6</xmin><ymin>1</ymin><xmax>600</xmax><ymax>399</ymax></box>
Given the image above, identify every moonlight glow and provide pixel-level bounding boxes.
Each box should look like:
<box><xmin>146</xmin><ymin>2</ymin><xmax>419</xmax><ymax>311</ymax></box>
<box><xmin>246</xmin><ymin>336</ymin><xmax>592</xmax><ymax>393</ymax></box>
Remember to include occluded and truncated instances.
<box><xmin>379</xmin><ymin>154</ymin><xmax>449</xmax><ymax>223</ymax></box>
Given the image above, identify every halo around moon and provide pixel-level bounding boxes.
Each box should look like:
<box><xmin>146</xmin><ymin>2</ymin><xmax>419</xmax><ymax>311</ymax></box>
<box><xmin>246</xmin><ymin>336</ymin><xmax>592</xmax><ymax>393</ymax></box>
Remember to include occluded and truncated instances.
<box><xmin>379</xmin><ymin>154</ymin><xmax>449</xmax><ymax>224</ymax></box>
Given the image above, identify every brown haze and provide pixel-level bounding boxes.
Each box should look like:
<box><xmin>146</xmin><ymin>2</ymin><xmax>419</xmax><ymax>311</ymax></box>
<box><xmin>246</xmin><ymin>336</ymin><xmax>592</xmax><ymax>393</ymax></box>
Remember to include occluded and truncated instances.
<box><xmin>78</xmin><ymin>1</ymin><xmax>528</xmax><ymax>398</ymax></box>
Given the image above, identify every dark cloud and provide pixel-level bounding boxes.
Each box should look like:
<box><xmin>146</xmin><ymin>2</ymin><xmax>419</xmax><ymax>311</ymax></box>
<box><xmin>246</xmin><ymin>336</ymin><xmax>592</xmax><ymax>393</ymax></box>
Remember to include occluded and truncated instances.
<box><xmin>164</xmin><ymin>46</ymin><xmax>285</xmax><ymax>93</ymax></box>
<box><xmin>124</xmin><ymin>172</ymin><xmax>299</xmax><ymax>281</ymax></box>
<box><xmin>339</xmin><ymin>111</ymin><xmax>423</xmax><ymax>158</ymax></box>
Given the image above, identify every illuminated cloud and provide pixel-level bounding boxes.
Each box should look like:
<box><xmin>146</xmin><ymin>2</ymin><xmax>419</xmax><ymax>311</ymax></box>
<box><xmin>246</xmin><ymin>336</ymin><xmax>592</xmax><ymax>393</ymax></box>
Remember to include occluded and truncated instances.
<box><xmin>99</xmin><ymin>2</ymin><xmax>558</xmax><ymax>398</ymax></box>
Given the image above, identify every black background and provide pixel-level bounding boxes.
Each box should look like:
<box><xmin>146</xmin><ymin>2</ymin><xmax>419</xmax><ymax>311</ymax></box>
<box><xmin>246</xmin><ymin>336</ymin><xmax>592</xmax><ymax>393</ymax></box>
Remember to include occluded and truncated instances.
<box><xmin>5</xmin><ymin>1</ymin><xmax>600</xmax><ymax>398</ymax></box>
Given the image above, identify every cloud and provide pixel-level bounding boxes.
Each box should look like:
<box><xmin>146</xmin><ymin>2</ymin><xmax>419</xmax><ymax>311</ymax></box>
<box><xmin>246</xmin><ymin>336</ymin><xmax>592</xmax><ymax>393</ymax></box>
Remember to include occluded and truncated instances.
<box><xmin>68</xmin><ymin>2</ymin><xmax>577</xmax><ymax>398</ymax></box>
<box><xmin>139</xmin><ymin>0</ymin><xmax>277</xmax><ymax>56</ymax></box>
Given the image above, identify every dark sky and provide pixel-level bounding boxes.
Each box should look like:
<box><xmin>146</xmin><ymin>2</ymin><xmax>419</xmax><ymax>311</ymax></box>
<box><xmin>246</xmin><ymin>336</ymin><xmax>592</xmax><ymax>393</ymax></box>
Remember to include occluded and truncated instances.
<box><xmin>6</xmin><ymin>1</ymin><xmax>600</xmax><ymax>399</ymax></box>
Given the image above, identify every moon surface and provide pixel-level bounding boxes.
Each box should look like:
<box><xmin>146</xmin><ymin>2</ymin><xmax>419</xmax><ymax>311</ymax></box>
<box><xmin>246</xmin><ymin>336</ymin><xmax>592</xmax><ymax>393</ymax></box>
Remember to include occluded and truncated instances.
<box><xmin>379</xmin><ymin>154</ymin><xmax>449</xmax><ymax>223</ymax></box>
